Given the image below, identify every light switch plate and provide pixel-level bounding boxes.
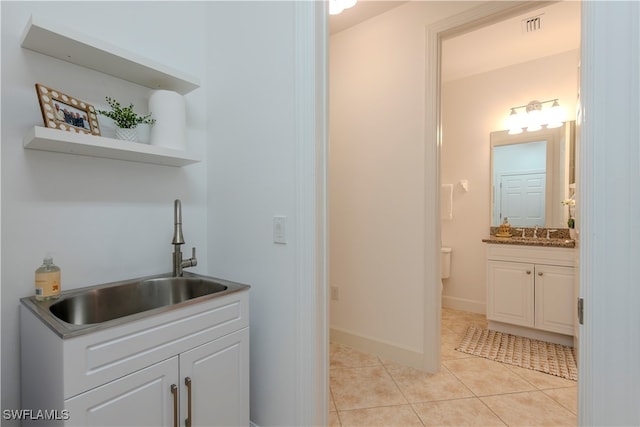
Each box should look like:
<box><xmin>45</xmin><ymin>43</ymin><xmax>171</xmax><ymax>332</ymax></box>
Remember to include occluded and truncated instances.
<box><xmin>273</xmin><ymin>216</ymin><xmax>287</xmax><ymax>244</ymax></box>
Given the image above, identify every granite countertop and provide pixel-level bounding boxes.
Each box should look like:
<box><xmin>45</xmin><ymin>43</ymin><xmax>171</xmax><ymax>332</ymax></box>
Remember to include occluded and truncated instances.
<box><xmin>484</xmin><ymin>226</ymin><xmax>576</xmax><ymax>248</ymax></box>
<box><xmin>482</xmin><ymin>235</ymin><xmax>575</xmax><ymax>248</ymax></box>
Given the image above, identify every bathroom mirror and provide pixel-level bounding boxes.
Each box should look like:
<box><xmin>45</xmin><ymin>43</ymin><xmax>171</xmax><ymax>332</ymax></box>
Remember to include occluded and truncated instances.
<box><xmin>490</xmin><ymin>121</ymin><xmax>575</xmax><ymax>228</ymax></box>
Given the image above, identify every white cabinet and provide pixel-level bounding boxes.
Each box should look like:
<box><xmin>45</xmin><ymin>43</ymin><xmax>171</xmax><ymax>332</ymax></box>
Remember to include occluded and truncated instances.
<box><xmin>180</xmin><ymin>329</ymin><xmax>250</xmax><ymax>427</ymax></box>
<box><xmin>487</xmin><ymin>260</ymin><xmax>535</xmax><ymax>327</ymax></box>
<box><xmin>21</xmin><ymin>287</ymin><xmax>249</xmax><ymax>427</ymax></box>
<box><xmin>65</xmin><ymin>357</ymin><xmax>178</xmax><ymax>427</ymax></box>
<box><xmin>486</xmin><ymin>244</ymin><xmax>576</xmax><ymax>344</ymax></box>
<box><xmin>534</xmin><ymin>264</ymin><xmax>575</xmax><ymax>335</ymax></box>
<box><xmin>64</xmin><ymin>328</ymin><xmax>249</xmax><ymax>427</ymax></box>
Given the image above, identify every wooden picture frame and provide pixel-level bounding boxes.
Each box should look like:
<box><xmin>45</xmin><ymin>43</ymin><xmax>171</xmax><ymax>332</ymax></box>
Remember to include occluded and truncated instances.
<box><xmin>35</xmin><ymin>83</ymin><xmax>101</xmax><ymax>136</ymax></box>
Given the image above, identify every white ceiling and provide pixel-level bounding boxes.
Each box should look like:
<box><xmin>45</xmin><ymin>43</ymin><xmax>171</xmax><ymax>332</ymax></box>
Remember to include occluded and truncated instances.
<box><xmin>329</xmin><ymin>0</ymin><xmax>408</xmax><ymax>35</ymax></box>
<box><xmin>329</xmin><ymin>1</ymin><xmax>581</xmax><ymax>82</ymax></box>
<box><xmin>442</xmin><ymin>1</ymin><xmax>581</xmax><ymax>82</ymax></box>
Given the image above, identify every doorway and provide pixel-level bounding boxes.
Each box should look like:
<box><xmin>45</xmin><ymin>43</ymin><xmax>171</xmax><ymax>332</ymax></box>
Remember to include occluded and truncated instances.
<box><xmin>439</xmin><ymin>1</ymin><xmax>580</xmax><ymax>316</ymax></box>
<box><xmin>435</xmin><ymin>0</ymin><xmax>581</xmax><ymax>422</ymax></box>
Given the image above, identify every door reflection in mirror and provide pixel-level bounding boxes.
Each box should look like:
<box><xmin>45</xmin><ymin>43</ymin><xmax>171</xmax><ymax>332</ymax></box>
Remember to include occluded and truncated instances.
<box><xmin>490</xmin><ymin>121</ymin><xmax>575</xmax><ymax>228</ymax></box>
<box><xmin>493</xmin><ymin>141</ymin><xmax>547</xmax><ymax>227</ymax></box>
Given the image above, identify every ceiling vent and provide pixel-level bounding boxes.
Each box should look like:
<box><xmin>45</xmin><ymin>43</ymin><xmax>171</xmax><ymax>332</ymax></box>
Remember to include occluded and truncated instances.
<box><xmin>522</xmin><ymin>14</ymin><xmax>543</xmax><ymax>34</ymax></box>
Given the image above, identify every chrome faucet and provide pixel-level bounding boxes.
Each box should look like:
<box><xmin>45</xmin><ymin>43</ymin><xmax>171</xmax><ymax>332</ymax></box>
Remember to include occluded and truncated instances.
<box><xmin>533</xmin><ymin>225</ymin><xmax>539</xmax><ymax>239</ymax></box>
<box><xmin>172</xmin><ymin>199</ymin><xmax>197</xmax><ymax>277</ymax></box>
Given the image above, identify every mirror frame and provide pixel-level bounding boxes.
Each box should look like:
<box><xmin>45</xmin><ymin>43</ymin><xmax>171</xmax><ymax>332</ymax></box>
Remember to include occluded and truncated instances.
<box><xmin>490</xmin><ymin>121</ymin><xmax>575</xmax><ymax>228</ymax></box>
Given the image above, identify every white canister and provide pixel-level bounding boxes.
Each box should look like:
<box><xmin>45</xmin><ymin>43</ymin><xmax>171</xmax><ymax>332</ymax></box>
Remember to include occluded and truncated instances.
<box><xmin>148</xmin><ymin>90</ymin><xmax>186</xmax><ymax>150</ymax></box>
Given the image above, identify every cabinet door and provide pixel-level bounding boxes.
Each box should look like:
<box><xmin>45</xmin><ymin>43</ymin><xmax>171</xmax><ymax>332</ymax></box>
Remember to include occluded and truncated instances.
<box><xmin>535</xmin><ymin>265</ymin><xmax>575</xmax><ymax>335</ymax></box>
<box><xmin>180</xmin><ymin>327</ymin><xmax>249</xmax><ymax>427</ymax></box>
<box><xmin>487</xmin><ymin>260</ymin><xmax>535</xmax><ymax>327</ymax></box>
<box><xmin>65</xmin><ymin>357</ymin><xmax>178</xmax><ymax>427</ymax></box>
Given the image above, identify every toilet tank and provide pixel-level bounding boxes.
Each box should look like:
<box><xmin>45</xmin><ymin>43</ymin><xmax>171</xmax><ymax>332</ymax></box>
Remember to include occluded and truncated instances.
<box><xmin>441</xmin><ymin>247</ymin><xmax>452</xmax><ymax>279</ymax></box>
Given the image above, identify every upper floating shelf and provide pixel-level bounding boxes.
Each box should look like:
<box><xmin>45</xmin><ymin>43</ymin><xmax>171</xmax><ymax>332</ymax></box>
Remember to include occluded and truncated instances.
<box><xmin>20</xmin><ymin>15</ymin><xmax>200</xmax><ymax>95</ymax></box>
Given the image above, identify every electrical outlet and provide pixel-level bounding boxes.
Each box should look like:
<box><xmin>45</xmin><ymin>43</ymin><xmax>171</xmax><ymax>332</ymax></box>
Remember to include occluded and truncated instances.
<box><xmin>331</xmin><ymin>286</ymin><xmax>339</xmax><ymax>301</ymax></box>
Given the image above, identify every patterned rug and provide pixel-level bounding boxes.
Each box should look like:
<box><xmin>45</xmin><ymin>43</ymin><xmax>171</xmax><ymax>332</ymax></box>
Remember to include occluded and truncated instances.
<box><xmin>456</xmin><ymin>326</ymin><xmax>577</xmax><ymax>381</ymax></box>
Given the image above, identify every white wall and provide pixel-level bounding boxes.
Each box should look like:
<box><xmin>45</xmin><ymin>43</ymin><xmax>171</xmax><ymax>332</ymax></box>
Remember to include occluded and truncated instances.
<box><xmin>0</xmin><ymin>1</ymin><xmax>208</xmax><ymax>419</ymax></box>
<box><xmin>579</xmin><ymin>2</ymin><xmax>640</xmax><ymax>424</ymax></box>
<box><xmin>3</xmin><ymin>2</ymin><xmax>325</xmax><ymax>426</ymax></box>
<box><xmin>205</xmin><ymin>3</ymin><xmax>296</xmax><ymax>424</ymax></box>
<box><xmin>205</xmin><ymin>2</ymin><xmax>327</xmax><ymax>425</ymax></box>
<box><xmin>329</xmin><ymin>1</ymin><xmax>478</xmax><ymax>362</ymax></box>
<box><xmin>441</xmin><ymin>49</ymin><xmax>579</xmax><ymax>313</ymax></box>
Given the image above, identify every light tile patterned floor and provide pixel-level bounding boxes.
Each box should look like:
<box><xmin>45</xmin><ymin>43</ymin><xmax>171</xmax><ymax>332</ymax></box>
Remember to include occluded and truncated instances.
<box><xmin>329</xmin><ymin>308</ymin><xmax>577</xmax><ymax>426</ymax></box>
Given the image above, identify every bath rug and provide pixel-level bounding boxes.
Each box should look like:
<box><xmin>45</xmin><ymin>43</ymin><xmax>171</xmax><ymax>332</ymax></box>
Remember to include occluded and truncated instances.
<box><xmin>455</xmin><ymin>326</ymin><xmax>577</xmax><ymax>381</ymax></box>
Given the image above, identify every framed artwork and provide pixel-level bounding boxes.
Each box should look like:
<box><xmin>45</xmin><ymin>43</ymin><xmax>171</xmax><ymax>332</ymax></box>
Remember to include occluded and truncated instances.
<box><xmin>35</xmin><ymin>83</ymin><xmax>101</xmax><ymax>136</ymax></box>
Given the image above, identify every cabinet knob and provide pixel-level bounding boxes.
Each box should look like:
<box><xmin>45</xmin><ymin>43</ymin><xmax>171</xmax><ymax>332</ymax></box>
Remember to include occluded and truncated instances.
<box><xmin>538</xmin><ymin>272</ymin><xmax>543</xmax><ymax>276</ymax></box>
<box><xmin>526</xmin><ymin>270</ymin><xmax>532</xmax><ymax>275</ymax></box>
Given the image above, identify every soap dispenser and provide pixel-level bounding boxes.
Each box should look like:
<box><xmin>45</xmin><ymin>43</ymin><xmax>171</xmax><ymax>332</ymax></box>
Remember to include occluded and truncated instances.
<box><xmin>35</xmin><ymin>254</ymin><xmax>61</xmax><ymax>301</ymax></box>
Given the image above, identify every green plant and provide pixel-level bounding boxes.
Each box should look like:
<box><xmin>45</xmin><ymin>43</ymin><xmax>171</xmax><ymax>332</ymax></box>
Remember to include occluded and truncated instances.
<box><xmin>97</xmin><ymin>96</ymin><xmax>156</xmax><ymax>129</ymax></box>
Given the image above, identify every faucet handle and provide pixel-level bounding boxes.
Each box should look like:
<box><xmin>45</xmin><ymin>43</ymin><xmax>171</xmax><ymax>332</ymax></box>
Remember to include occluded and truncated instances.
<box><xmin>546</xmin><ymin>229</ymin><xmax>558</xmax><ymax>239</ymax></box>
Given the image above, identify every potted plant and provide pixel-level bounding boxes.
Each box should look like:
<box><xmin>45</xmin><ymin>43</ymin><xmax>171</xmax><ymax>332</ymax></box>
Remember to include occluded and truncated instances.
<box><xmin>97</xmin><ymin>96</ymin><xmax>156</xmax><ymax>142</ymax></box>
<box><xmin>562</xmin><ymin>198</ymin><xmax>576</xmax><ymax>239</ymax></box>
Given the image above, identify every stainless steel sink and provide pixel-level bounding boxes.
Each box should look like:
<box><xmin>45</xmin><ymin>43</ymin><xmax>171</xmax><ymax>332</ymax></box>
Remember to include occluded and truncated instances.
<box><xmin>49</xmin><ymin>277</ymin><xmax>227</xmax><ymax>325</ymax></box>
<box><xmin>20</xmin><ymin>272</ymin><xmax>250</xmax><ymax>338</ymax></box>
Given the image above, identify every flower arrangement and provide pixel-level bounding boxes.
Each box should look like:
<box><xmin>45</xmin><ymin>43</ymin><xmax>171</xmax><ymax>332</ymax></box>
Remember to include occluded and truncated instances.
<box><xmin>561</xmin><ymin>198</ymin><xmax>576</xmax><ymax>228</ymax></box>
<box><xmin>97</xmin><ymin>96</ymin><xmax>156</xmax><ymax>129</ymax></box>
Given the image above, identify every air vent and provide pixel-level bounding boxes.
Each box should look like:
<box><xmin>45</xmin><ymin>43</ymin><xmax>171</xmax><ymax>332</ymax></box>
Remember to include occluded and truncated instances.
<box><xmin>522</xmin><ymin>14</ymin><xmax>543</xmax><ymax>33</ymax></box>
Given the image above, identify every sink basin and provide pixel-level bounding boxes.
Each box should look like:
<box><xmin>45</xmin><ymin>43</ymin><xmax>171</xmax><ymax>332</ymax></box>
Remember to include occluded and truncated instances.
<box><xmin>49</xmin><ymin>277</ymin><xmax>227</xmax><ymax>325</ymax></box>
<box><xmin>21</xmin><ymin>272</ymin><xmax>249</xmax><ymax>339</ymax></box>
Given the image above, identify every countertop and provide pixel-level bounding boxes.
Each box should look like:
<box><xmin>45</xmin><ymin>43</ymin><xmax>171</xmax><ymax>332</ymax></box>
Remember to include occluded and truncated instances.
<box><xmin>482</xmin><ymin>235</ymin><xmax>575</xmax><ymax>248</ymax></box>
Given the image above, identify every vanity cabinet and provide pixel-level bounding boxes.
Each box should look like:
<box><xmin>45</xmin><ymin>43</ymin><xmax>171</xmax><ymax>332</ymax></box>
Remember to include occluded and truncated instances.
<box><xmin>64</xmin><ymin>328</ymin><xmax>249</xmax><ymax>427</ymax></box>
<box><xmin>21</xmin><ymin>288</ymin><xmax>249</xmax><ymax>427</ymax></box>
<box><xmin>486</xmin><ymin>244</ymin><xmax>576</xmax><ymax>342</ymax></box>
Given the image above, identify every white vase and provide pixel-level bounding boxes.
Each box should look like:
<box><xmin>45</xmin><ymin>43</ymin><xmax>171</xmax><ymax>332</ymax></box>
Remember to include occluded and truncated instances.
<box><xmin>115</xmin><ymin>127</ymin><xmax>138</xmax><ymax>142</ymax></box>
<box><xmin>148</xmin><ymin>90</ymin><xmax>186</xmax><ymax>150</ymax></box>
<box><xmin>136</xmin><ymin>123</ymin><xmax>151</xmax><ymax>144</ymax></box>
<box><xmin>569</xmin><ymin>228</ymin><xmax>577</xmax><ymax>240</ymax></box>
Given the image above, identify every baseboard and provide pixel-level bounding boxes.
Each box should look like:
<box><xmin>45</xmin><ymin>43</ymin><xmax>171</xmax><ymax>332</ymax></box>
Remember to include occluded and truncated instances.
<box><xmin>488</xmin><ymin>320</ymin><xmax>574</xmax><ymax>347</ymax></box>
<box><xmin>330</xmin><ymin>327</ymin><xmax>425</xmax><ymax>370</ymax></box>
<box><xmin>442</xmin><ymin>295</ymin><xmax>486</xmax><ymax>315</ymax></box>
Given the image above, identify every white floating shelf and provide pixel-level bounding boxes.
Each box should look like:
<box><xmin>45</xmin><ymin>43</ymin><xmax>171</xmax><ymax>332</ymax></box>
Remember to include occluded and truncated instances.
<box><xmin>24</xmin><ymin>126</ymin><xmax>201</xmax><ymax>167</ymax></box>
<box><xmin>20</xmin><ymin>15</ymin><xmax>200</xmax><ymax>95</ymax></box>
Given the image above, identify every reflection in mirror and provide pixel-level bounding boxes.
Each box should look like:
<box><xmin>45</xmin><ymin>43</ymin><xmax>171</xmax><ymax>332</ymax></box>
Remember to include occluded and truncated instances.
<box><xmin>490</xmin><ymin>121</ymin><xmax>575</xmax><ymax>228</ymax></box>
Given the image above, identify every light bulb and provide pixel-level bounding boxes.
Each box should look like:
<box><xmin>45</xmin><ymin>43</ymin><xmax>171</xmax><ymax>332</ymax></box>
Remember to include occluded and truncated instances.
<box><xmin>546</xmin><ymin>100</ymin><xmax>565</xmax><ymax>128</ymax></box>
<box><xmin>329</xmin><ymin>0</ymin><xmax>344</xmax><ymax>15</ymax></box>
<box><xmin>343</xmin><ymin>0</ymin><xmax>358</xmax><ymax>9</ymax></box>
<box><xmin>506</xmin><ymin>109</ymin><xmax>523</xmax><ymax>135</ymax></box>
<box><xmin>526</xmin><ymin>109</ymin><xmax>542</xmax><ymax>132</ymax></box>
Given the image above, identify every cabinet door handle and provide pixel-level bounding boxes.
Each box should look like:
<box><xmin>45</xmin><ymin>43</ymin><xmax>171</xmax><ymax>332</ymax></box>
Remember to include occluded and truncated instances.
<box><xmin>538</xmin><ymin>272</ymin><xmax>543</xmax><ymax>276</ymax></box>
<box><xmin>526</xmin><ymin>270</ymin><xmax>532</xmax><ymax>275</ymax></box>
<box><xmin>171</xmin><ymin>384</ymin><xmax>178</xmax><ymax>427</ymax></box>
<box><xmin>185</xmin><ymin>377</ymin><xmax>192</xmax><ymax>427</ymax></box>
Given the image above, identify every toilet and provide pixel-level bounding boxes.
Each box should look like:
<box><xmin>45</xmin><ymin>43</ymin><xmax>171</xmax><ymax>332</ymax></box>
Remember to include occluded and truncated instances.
<box><xmin>441</xmin><ymin>247</ymin><xmax>452</xmax><ymax>291</ymax></box>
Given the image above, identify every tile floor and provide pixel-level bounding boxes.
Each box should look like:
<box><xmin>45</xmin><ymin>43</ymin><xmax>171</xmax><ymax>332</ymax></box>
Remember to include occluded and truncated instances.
<box><xmin>329</xmin><ymin>308</ymin><xmax>577</xmax><ymax>426</ymax></box>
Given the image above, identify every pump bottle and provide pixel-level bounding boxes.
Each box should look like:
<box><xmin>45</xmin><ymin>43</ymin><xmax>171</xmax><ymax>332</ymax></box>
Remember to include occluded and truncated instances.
<box><xmin>35</xmin><ymin>255</ymin><xmax>61</xmax><ymax>301</ymax></box>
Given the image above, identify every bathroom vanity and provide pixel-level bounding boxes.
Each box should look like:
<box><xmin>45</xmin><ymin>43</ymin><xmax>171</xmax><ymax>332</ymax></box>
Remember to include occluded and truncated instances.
<box><xmin>484</xmin><ymin>240</ymin><xmax>576</xmax><ymax>346</ymax></box>
<box><xmin>20</xmin><ymin>273</ymin><xmax>250</xmax><ymax>427</ymax></box>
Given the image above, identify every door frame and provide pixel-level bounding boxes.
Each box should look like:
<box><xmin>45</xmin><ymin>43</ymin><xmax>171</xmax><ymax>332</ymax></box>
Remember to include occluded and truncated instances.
<box><xmin>423</xmin><ymin>0</ymin><xmax>554</xmax><ymax>373</ymax></box>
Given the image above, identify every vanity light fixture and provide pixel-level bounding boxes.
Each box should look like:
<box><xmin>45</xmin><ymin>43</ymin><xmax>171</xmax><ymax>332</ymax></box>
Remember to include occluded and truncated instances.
<box><xmin>329</xmin><ymin>0</ymin><xmax>358</xmax><ymax>15</ymax></box>
<box><xmin>506</xmin><ymin>99</ymin><xmax>566</xmax><ymax>135</ymax></box>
